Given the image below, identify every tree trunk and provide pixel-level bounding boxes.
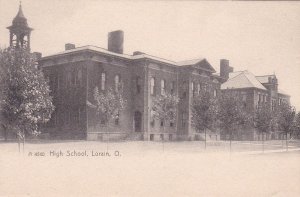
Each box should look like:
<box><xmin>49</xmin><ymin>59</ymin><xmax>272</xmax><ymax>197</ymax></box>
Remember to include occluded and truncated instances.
<box><xmin>204</xmin><ymin>129</ymin><xmax>207</xmax><ymax>150</ymax></box>
<box><xmin>23</xmin><ymin>135</ymin><xmax>25</xmax><ymax>153</ymax></box>
<box><xmin>286</xmin><ymin>133</ymin><xmax>288</xmax><ymax>152</ymax></box>
<box><xmin>18</xmin><ymin>134</ymin><xmax>20</xmax><ymax>153</ymax></box>
<box><xmin>230</xmin><ymin>130</ymin><xmax>232</xmax><ymax>153</ymax></box>
<box><xmin>162</xmin><ymin>124</ymin><xmax>165</xmax><ymax>152</ymax></box>
<box><xmin>262</xmin><ymin>133</ymin><xmax>264</xmax><ymax>154</ymax></box>
<box><xmin>4</xmin><ymin>128</ymin><xmax>8</xmax><ymax>142</ymax></box>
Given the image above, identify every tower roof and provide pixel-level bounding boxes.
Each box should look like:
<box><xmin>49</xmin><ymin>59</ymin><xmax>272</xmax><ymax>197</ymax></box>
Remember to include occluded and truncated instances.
<box><xmin>7</xmin><ymin>3</ymin><xmax>32</xmax><ymax>31</ymax></box>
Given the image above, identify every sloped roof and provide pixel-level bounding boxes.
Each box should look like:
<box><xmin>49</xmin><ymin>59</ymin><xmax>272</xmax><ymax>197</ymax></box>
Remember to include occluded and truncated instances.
<box><xmin>41</xmin><ymin>45</ymin><xmax>217</xmax><ymax>71</ymax></box>
<box><xmin>278</xmin><ymin>89</ymin><xmax>289</xmax><ymax>96</ymax></box>
<box><xmin>229</xmin><ymin>71</ymin><xmax>243</xmax><ymax>79</ymax></box>
<box><xmin>177</xmin><ymin>58</ymin><xmax>216</xmax><ymax>72</ymax></box>
<box><xmin>7</xmin><ymin>4</ymin><xmax>32</xmax><ymax>30</ymax></box>
<box><xmin>41</xmin><ymin>45</ymin><xmax>177</xmax><ymax>65</ymax></box>
<box><xmin>177</xmin><ymin>58</ymin><xmax>205</xmax><ymax>66</ymax></box>
<box><xmin>221</xmin><ymin>70</ymin><xmax>267</xmax><ymax>90</ymax></box>
<box><xmin>256</xmin><ymin>75</ymin><xmax>276</xmax><ymax>84</ymax></box>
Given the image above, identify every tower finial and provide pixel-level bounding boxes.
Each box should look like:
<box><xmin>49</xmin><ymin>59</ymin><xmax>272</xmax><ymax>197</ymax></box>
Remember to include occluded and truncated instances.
<box><xmin>16</xmin><ymin>1</ymin><xmax>25</xmax><ymax>18</ymax></box>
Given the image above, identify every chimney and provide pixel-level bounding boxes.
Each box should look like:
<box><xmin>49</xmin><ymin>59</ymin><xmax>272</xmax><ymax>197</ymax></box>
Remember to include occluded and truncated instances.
<box><xmin>220</xmin><ymin>59</ymin><xmax>233</xmax><ymax>80</ymax></box>
<box><xmin>32</xmin><ymin>52</ymin><xmax>42</xmax><ymax>60</ymax></box>
<box><xmin>65</xmin><ymin>43</ymin><xmax>75</xmax><ymax>50</ymax></box>
<box><xmin>108</xmin><ymin>30</ymin><xmax>124</xmax><ymax>54</ymax></box>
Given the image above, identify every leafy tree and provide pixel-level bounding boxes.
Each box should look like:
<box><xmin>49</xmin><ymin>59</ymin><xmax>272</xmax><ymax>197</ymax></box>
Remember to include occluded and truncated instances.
<box><xmin>151</xmin><ymin>92</ymin><xmax>179</xmax><ymax>139</ymax></box>
<box><xmin>191</xmin><ymin>91</ymin><xmax>218</xmax><ymax>149</ymax></box>
<box><xmin>0</xmin><ymin>48</ymin><xmax>54</xmax><ymax>152</ymax></box>
<box><xmin>276</xmin><ymin>102</ymin><xmax>296</xmax><ymax>151</ymax></box>
<box><xmin>254</xmin><ymin>103</ymin><xmax>273</xmax><ymax>153</ymax></box>
<box><xmin>294</xmin><ymin>112</ymin><xmax>300</xmax><ymax>139</ymax></box>
<box><xmin>217</xmin><ymin>91</ymin><xmax>252</xmax><ymax>152</ymax></box>
<box><xmin>93</xmin><ymin>85</ymin><xmax>126</xmax><ymax>126</ymax></box>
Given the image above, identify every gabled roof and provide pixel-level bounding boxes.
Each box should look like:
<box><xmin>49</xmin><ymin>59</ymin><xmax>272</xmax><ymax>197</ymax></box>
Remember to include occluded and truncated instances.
<box><xmin>177</xmin><ymin>58</ymin><xmax>204</xmax><ymax>66</ymax></box>
<box><xmin>177</xmin><ymin>58</ymin><xmax>216</xmax><ymax>73</ymax></box>
<box><xmin>221</xmin><ymin>70</ymin><xmax>267</xmax><ymax>90</ymax></box>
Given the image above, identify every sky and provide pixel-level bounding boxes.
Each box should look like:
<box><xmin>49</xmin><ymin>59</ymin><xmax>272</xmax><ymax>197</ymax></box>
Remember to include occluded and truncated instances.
<box><xmin>0</xmin><ymin>0</ymin><xmax>300</xmax><ymax>110</ymax></box>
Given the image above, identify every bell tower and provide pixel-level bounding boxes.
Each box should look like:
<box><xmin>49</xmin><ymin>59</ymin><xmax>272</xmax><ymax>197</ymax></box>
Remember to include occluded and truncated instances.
<box><xmin>7</xmin><ymin>2</ymin><xmax>33</xmax><ymax>51</ymax></box>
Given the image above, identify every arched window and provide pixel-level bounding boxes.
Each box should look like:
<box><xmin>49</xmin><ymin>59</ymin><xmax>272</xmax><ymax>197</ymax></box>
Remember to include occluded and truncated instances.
<box><xmin>101</xmin><ymin>72</ymin><xmax>106</xmax><ymax>90</ymax></box>
<box><xmin>114</xmin><ymin>74</ymin><xmax>120</xmax><ymax>91</ymax></box>
<box><xmin>150</xmin><ymin>77</ymin><xmax>155</xmax><ymax>95</ymax></box>
<box><xmin>161</xmin><ymin>79</ymin><xmax>166</xmax><ymax>95</ymax></box>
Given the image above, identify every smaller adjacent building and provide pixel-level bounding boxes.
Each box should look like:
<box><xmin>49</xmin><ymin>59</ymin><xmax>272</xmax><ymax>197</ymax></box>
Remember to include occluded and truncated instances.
<box><xmin>220</xmin><ymin>62</ymin><xmax>290</xmax><ymax>140</ymax></box>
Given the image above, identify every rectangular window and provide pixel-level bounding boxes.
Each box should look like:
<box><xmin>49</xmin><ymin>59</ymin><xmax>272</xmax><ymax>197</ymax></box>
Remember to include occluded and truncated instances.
<box><xmin>76</xmin><ymin>69</ymin><xmax>82</xmax><ymax>86</ymax></box>
<box><xmin>160</xmin><ymin>134</ymin><xmax>164</xmax><ymax>140</ymax></box>
<box><xmin>242</xmin><ymin>93</ymin><xmax>246</xmax><ymax>101</ymax></box>
<box><xmin>150</xmin><ymin>119</ymin><xmax>155</xmax><ymax>127</ymax></box>
<box><xmin>150</xmin><ymin>77</ymin><xmax>155</xmax><ymax>95</ymax></box>
<box><xmin>115</xmin><ymin>112</ymin><xmax>120</xmax><ymax>125</ymax></box>
<box><xmin>150</xmin><ymin>134</ymin><xmax>154</xmax><ymax>141</ymax></box>
<box><xmin>74</xmin><ymin>109</ymin><xmax>79</xmax><ymax>125</ymax></box>
<box><xmin>65</xmin><ymin>110</ymin><xmax>71</xmax><ymax>126</ymax></box>
<box><xmin>160</xmin><ymin>120</ymin><xmax>164</xmax><ymax>127</ymax></box>
<box><xmin>182</xmin><ymin>81</ymin><xmax>187</xmax><ymax>98</ymax></box>
<box><xmin>150</xmin><ymin>110</ymin><xmax>155</xmax><ymax>127</ymax></box>
<box><xmin>192</xmin><ymin>82</ymin><xmax>195</xmax><ymax>97</ymax></box>
<box><xmin>101</xmin><ymin>72</ymin><xmax>106</xmax><ymax>91</ymax></box>
<box><xmin>114</xmin><ymin>75</ymin><xmax>120</xmax><ymax>92</ymax></box>
<box><xmin>78</xmin><ymin>108</ymin><xmax>81</xmax><ymax>125</ymax></box>
<box><xmin>67</xmin><ymin>71</ymin><xmax>72</xmax><ymax>87</ymax></box>
<box><xmin>161</xmin><ymin>79</ymin><xmax>166</xmax><ymax>95</ymax></box>
<box><xmin>170</xmin><ymin>81</ymin><xmax>175</xmax><ymax>95</ymax></box>
<box><xmin>57</xmin><ymin>75</ymin><xmax>60</xmax><ymax>90</ymax></box>
<box><xmin>181</xmin><ymin>112</ymin><xmax>187</xmax><ymax>128</ymax></box>
<box><xmin>203</xmin><ymin>83</ymin><xmax>207</xmax><ymax>92</ymax></box>
<box><xmin>136</xmin><ymin>77</ymin><xmax>141</xmax><ymax>94</ymax></box>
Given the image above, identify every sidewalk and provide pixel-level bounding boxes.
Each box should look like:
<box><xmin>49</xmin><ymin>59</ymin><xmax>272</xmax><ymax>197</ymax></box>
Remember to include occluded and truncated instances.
<box><xmin>237</xmin><ymin>147</ymin><xmax>300</xmax><ymax>155</ymax></box>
